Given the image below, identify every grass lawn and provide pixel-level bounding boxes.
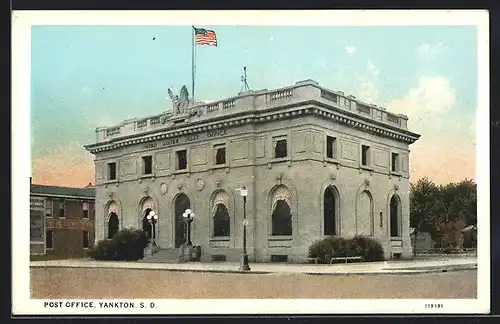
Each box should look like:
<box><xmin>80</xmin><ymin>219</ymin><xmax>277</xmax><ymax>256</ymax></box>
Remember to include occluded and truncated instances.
<box><xmin>30</xmin><ymin>252</ymin><xmax>89</xmax><ymax>261</ymax></box>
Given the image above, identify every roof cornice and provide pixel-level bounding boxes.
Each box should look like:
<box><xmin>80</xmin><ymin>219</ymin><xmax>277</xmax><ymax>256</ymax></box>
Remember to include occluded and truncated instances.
<box><xmin>85</xmin><ymin>103</ymin><xmax>420</xmax><ymax>154</ymax></box>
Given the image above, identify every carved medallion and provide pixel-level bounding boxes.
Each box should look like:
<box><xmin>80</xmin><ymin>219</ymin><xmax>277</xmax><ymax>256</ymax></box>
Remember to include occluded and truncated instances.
<box><xmin>364</xmin><ymin>178</ymin><xmax>370</xmax><ymax>186</ymax></box>
<box><xmin>329</xmin><ymin>172</ymin><xmax>336</xmax><ymax>181</ymax></box>
<box><xmin>394</xmin><ymin>184</ymin><xmax>399</xmax><ymax>191</ymax></box>
<box><xmin>215</xmin><ymin>179</ymin><xmax>222</xmax><ymax>188</ymax></box>
<box><xmin>160</xmin><ymin>182</ymin><xmax>168</xmax><ymax>195</ymax></box>
<box><xmin>196</xmin><ymin>178</ymin><xmax>205</xmax><ymax>191</ymax></box>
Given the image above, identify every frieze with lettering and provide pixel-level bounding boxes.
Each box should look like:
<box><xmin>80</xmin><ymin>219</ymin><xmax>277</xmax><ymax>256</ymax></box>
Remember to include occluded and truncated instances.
<box><xmin>140</xmin><ymin>129</ymin><xmax>227</xmax><ymax>150</ymax></box>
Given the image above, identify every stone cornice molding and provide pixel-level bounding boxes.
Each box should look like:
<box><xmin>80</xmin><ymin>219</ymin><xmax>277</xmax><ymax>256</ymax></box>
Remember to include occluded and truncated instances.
<box><xmin>85</xmin><ymin>103</ymin><xmax>421</xmax><ymax>154</ymax></box>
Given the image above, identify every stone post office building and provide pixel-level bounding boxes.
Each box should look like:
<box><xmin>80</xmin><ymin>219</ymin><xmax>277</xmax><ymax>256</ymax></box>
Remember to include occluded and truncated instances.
<box><xmin>85</xmin><ymin>79</ymin><xmax>420</xmax><ymax>262</ymax></box>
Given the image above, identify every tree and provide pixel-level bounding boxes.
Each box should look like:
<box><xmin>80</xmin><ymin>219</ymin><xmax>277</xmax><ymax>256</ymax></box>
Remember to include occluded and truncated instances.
<box><xmin>410</xmin><ymin>177</ymin><xmax>477</xmax><ymax>249</ymax></box>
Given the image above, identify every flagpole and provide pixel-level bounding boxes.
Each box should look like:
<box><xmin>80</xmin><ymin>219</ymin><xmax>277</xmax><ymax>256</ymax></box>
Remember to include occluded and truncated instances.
<box><xmin>191</xmin><ymin>26</ymin><xmax>196</xmax><ymax>103</ymax></box>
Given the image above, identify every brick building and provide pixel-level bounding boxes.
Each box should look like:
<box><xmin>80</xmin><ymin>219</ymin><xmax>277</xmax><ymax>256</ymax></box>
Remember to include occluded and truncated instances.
<box><xmin>30</xmin><ymin>179</ymin><xmax>96</xmax><ymax>255</ymax></box>
<box><xmin>85</xmin><ymin>79</ymin><xmax>420</xmax><ymax>262</ymax></box>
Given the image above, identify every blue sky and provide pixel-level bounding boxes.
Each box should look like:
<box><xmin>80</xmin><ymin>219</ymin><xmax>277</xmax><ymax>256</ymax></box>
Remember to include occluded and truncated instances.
<box><xmin>30</xmin><ymin>25</ymin><xmax>478</xmax><ymax>186</ymax></box>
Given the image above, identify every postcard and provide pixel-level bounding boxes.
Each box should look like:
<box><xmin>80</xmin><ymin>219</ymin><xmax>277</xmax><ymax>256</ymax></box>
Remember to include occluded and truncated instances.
<box><xmin>12</xmin><ymin>9</ymin><xmax>490</xmax><ymax>315</ymax></box>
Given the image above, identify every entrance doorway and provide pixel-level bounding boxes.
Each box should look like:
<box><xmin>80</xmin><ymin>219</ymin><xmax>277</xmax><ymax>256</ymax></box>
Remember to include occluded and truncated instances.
<box><xmin>142</xmin><ymin>208</ymin><xmax>153</xmax><ymax>240</ymax></box>
<box><xmin>174</xmin><ymin>193</ymin><xmax>190</xmax><ymax>247</ymax></box>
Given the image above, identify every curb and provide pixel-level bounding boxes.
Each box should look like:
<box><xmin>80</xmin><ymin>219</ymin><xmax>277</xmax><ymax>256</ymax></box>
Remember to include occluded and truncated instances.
<box><xmin>30</xmin><ymin>263</ymin><xmax>476</xmax><ymax>276</ymax></box>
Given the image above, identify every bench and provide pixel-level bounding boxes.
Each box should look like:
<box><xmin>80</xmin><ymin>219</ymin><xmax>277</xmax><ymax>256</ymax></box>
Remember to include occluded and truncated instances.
<box><xmin>307</xmin><ymin>257</ymin><xmax>318</xmax><ymax>264</ymax></box>
<box><xmin>330</xmin><ymin>256</ymin><xmax>363</xmax><ymax>264</ymax></box>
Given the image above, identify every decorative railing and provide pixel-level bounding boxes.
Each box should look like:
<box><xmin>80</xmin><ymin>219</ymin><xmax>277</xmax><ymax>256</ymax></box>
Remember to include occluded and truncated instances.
<box><xmin>270</xmin><ymin>89</ymin><xmax>293</xmax><ymax>101</ymax></box>
<box><xmin>207</xmin><ymin>103</ymin><xmax>220</xmax><ymax>113</ymax></box>
<box><xmin>387</xmin><ymin>113</ymin><xmax>400</xmax><ymax>125</ymax></box>
<box><xmin>320</xmin><ymin>90</ymin><xmax>338</xmax><ymax>103</ymax></box>
<box><xmin>136</xmin><ymin>119</ymin><xmax>148</xmax><ymax>128</ymax></box>
<box><xmin>222</xmin><ymin>100</ymin><xmax>236</xmax><ymax>109</ymax></box>
<box><xmin>357</xmin><ymin>104</ymin><xmax>371</xmax><ymax>115</ymax></box>
<box><xmin>150</xmin><ymin>117</ymin><xmax>161</xmax><ymax>125</ymax></box>
<box><xmin>105</xmin><ymin>127</ymin><xmax>120</xmax><ymax>137</ymax></box>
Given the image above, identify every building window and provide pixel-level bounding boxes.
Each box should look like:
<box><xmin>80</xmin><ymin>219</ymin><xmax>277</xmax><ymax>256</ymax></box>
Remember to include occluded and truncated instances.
<box><xmin>324</xmin><ymin>186</ymin><xmax>338</xmax><ymax>235</ymax></box>
<box><xmin>274</xmin><ymin>137</ymin><xmax>288</xmax><ymax>158</ymax></box>
<box><xmin>391</xmin><ymin>152</ymin><xmax>400</xmax><ymax>172</ymax></box>
<box><xmin>142</xmin><ymin>155</ymin><xmax>153</xmax><ymax>175</ymax></box>
<box><xmin>83</xmin><ymin>231</ymin><xmax>90</xmax><ymax>249</ymax></box>
<box><xmin>108</xmin><ymin>212</ymin><xmax>119</xmax><ymax>239</ymax></box>
<box><xmin>390</xmin><ymin>195</ymin><xmax>402</xmax><ymax>237</ymax></box>
<box><xmin>82</xmin><ymin>202</ymin><xmax>89</xmax><ymax>219</ymax></box>
<box><xmin>176</xmin><ymin>150</ymin><xmax>187</xmax><ymax>170</ymax></box>
<box><xmin>213</xmin><ymin>204</ymin><xmax>230</xmax><ymax>237</ymax></box>
<box><xmin>215</xmin><ymin>145</ymin><xmax>226</xmax><ymax>165</ymax></box>
<box><xmin>271</xmin><ymin>185</ymin><xmax>292</xmax><ymax>236</ymax></box>
<box><xmin>361</xmin><ymin>145</ymin><xmax>370</xmax><ymax>166</ymax></box>
<box><xmin>108</xmin><ymin>162</ymin><xmax>116</xmax><ymax>180</ymax></box>
<box><xmin>326</xmin><ymin>136</ymin><xmax>337</xmax><ymax>159</ymax></box>
<box><xmin>58</xmin><ymin>202</ymin><xmax>65</xmax><ymax>218</ymax></box>
<box><xmin>44</xmin><ymin>199</ymin><xmax>53</xmax><ymax>217</ymax></box>
<box><xmin>46</xmin><ymin>230</ymin><xmax>53</xmax><ymax>249</ymax></box>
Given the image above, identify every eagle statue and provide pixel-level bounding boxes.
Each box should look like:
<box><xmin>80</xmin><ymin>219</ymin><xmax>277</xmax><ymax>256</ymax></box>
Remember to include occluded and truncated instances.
<box><xmin>167</xmin><ymin>85</ymin><xmax>190</xmax><ymax>115</ymax></box>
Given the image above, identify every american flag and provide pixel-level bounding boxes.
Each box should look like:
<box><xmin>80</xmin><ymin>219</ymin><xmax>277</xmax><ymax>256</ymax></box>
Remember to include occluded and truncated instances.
<box><xmin>194</xmin><ymin>27</ymin><xmax>217</xmax><ymax>46</ymax></box>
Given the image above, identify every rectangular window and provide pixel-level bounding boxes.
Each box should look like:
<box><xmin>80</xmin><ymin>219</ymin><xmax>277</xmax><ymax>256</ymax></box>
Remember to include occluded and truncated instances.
<box><xmin>326</xmin><ymin>136</ymin><xmax>337</xmax><ymax>159</ymax></box>
<box><xmin>391</xmin><ymin>152</ymin><xmax>400</xmax><ymax>172</ymax></box>
<box><xmin>82</xmin><ymin>202</ymin><xmax>89</xmax><ymax>219</ymax></box>
<box><xmin>176</xmin><ymin>150</ymin><xmax>187</xmax><ymax>170</ymax></box>
<box><xmin>108</xmin><ymin>162</ymin><xmax>116</xmax><ymax>180</ymax></box>
<box><xmin>58</xmin><ymin>202</ymin><xmax>65</xmax><ymax>218</ymax></box>
<box><xmin>44</xmin><ymin>199</ymin><xmax>53</xmax><ymax>217</ymax></box>
<box><xmin>83</xmin><ymin>231</ymin><xmax>89</xmax><ymax>249</ymax></box>
<box><xmin>215</xmin><ymin>145</ymin><xmax>226</xmax><ymax>165</ymax></box>
<box><xmin>46</xmin><ymin>230</ymin><xmax>53</xmax><ymax>249</ymax></box>
<box><xmin>142</xmin><ymin>155</ymin><xmax>153</xmax><ymax>175</ymax></box>
<box><xmin>274</xmin><ymin>138</ymin><xmax>288</xmax><ymax>158</ymax></box>
<box><xmin>361</xmin><ymin>145</ymin><xmax>370</xmax><ymax>166</ymax></box>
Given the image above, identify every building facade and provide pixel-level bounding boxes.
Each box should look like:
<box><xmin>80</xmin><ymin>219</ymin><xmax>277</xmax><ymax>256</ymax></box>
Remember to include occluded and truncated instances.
<box><xmin>85</xmin><ymin>79</ymin><xmax>420</xmax><ymax>262</ymax></box>
<box><xmin>30</xmin><ymin>179</ymin><xmax>96</xmax><ymax>256</ymax></box>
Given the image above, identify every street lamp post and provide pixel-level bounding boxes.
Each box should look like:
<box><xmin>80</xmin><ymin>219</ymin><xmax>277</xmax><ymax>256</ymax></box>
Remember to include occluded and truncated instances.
<box><xmin>240</xmin><ymin>186</ymin><xmax>250</xmax><ymax>271</ymax></box>
<box><xmin>146</xmin><ymin>210</ymin><xmax>158</xmax><ymax>246</ymax></box>
<box><xmin>182</xmin><ymin>209</ymin><xmax>195</xmax><ymax>246</ymax></box>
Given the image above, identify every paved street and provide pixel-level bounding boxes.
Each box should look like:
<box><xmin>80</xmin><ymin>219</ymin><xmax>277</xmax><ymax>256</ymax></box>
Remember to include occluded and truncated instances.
<box><xmin>30</xmin><ymin>257</ymin><xmax>477</xmax><ymax>299</ymax></box>
<box><xmin>31</xmin><ymin>267</ymin><xmax>476</xmax><ymax>299</ymax></box>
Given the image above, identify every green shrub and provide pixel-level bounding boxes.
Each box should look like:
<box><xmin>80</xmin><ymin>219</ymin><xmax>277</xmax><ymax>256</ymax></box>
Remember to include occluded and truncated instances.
<box><xmin>89</xmin><ymin>228</ymin><xmax>149</xmax><ymax>261</ymax></box>
<box><xmin>88</xmin><ymin>239</ymin><xmax>118</xmax><ymax>260</ymax></box>
<box><xmin>308</xmin><ymin>235</ymin><xmax>384</xmax><ymax>263</ymax></box>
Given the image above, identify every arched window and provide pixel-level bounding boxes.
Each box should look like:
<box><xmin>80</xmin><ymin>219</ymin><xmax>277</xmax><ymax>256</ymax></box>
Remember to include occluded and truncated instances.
<box><xmin>271</xmin><ymin>186</ymin><xmax>292</xmax><ymax>236</ymax></box>
<box><xmin>108</xmin><ymin>212</ymin><xmax>119</xmax><ymax>239</ymax></box>
<box><xmin>174</xmin><ymin>193</ymin><xmax>190</xmax><ymax>248</ymax></box>
<box><xmin>357</xmin><ymin>190</ymin><xmax>374</xmax><ymax>236</ymax></box>
<box><xmin>106</xmin><ymin>201</ymin><xmax>120</xmax><ymax>239</ymax></box>
<box><xmin>390</xmin><ymin>195</ymin><xmax>402</xmax><ymax>237</ymax></box>
<box><xmin>211</xmin><ymin>190</ymin><xmax>230</xmax><ymax>237</ymax></box>
<box><xmin>324</xmin><ymin>186</ymin><xmax>339</xmax><ymax>235</ymax></box>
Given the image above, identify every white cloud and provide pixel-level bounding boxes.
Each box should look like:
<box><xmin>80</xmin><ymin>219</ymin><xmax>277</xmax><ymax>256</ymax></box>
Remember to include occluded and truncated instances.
<box><xmin>352</xmin><ymin>60</ymin><xmax>381</xmax><ymax>104</ymax></box>
<box><xmin>388</xmin><ymin>75</ymin><xmax>456</xmax><ymax>120</ymax></box>
<box><xmin>82</xmin><ymin>85</ymin><xmax>92</xmax><ymax>94</ymax></box>
<box><xmin>416</xmin><ymin>42</ymin><xmax>448</xmax><ymax>56</ymax></box>
<box><xmin>345</xmin><ymin>45</ymin><xmax>356</xmax><ymax>56</ymax></box>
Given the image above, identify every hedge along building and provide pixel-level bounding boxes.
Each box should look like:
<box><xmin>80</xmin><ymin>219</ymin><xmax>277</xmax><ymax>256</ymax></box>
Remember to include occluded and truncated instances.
<box><xmin>84</xmin><ymin>79</ymin><xmax>420</xmax><ymax>262</ymax></box>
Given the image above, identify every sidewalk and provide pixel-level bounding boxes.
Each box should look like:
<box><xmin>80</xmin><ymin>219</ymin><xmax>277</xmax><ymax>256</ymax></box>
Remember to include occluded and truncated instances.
<box><xmin>30</xmin><ymin>256</ymin><xmax>477</xmax><ymax>276</ymax></box>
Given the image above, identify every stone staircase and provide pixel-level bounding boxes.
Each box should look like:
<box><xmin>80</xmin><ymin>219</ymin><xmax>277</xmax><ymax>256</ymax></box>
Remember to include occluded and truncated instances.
<box><xmin>139</xmin><ymin>248</ymin><xmax>181</xmax><ymax>263</ymax></box>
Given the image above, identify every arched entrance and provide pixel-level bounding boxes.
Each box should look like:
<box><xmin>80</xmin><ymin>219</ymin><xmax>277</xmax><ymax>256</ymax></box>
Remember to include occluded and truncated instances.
<box><xmin>142</xmin><ymin>208</ymin><xmax>153</xmax><ymax>239</ymax></box>
<box><xmin>390</xmin><ymin>195</ymin><xmax>402</xmax><ymax>237</ymax></box>
<box><xmin>324</xmin><ymin>186</ymin><xmax>339</xmax><ymax>235</ymax></box>
<box><xmin>108</xmin><ymin>212</ymin><xmax>119</xmax><ymax>239</ymax></box>
<box><xmin>174</xmin><ymin>193</ymin><xmax>190</xmax><ymax>247</ymax></box>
